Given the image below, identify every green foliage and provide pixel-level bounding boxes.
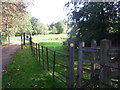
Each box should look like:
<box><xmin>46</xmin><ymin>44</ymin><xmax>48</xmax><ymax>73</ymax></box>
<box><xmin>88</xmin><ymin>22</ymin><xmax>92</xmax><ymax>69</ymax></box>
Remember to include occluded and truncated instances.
<box><xmin>54</xmin><ymin>21</ymin><xmax>67</xmax><ymax>34</ymax></box>
<box><xmin>30</xmin><ymin>17</ymin><xmax>40</xmax><ymax>35</ymax></box>
<box><xmin>39</xmin><ymin>24</ymin><xmax>49</xmax><ymax>35</ymax></box>
<box><xmin>2</xmin><ymin>2</ymin><xmax>26</xmax><ymax>33</ymax></box>
<box><xmin>65</xmin><ymin>2</ymin><xmax>120</xmax><ymax>45</ymax></box>
<box><xmin>50</xmin><ymin>21</ymin><xmax>67</xmax><ymax>34</ymax></box>
<box><xmin>30</xmin><ymin>17</ymin><xmax>49</xmax><ymax>35</ymax></box>
<box><xmin>16</xmin><ymin>12</ymin><xmax>32</xmax><ymax>35</ymax></box>
<box><xmin>1</xmin><ymin>1</ymin><xmax>33</xmax><ymax>43</ymax></box>
<box><xmin>52</xmin><ymin>26</ymin><xmax>58</xmax><ymax>34</ymax></box>
<box><xmin>49</xmin><ymin>23</ymin><xmax>57</xmax><ymax>33</ymax></box>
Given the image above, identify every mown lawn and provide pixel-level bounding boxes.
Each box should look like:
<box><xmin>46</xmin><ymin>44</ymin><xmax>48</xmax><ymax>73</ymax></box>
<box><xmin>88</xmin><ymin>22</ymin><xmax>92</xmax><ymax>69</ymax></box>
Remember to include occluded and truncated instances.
<box><xmin>2</xmin><ymin>45</ymin><xmax>65</xmax><ymax>88</ymax></box>
<box><xmin>32</xmin><ymin>34</ymin><xmax>68</xmax><ymax>43</ymax></box>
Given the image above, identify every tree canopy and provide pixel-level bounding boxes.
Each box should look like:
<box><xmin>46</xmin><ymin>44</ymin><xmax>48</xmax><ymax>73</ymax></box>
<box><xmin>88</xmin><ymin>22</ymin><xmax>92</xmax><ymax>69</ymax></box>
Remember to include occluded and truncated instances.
<box><xmin>50</xmin><ymin>21</ymin><xmax>67</xmax><ymax>34</ymax></box>
<box><xmin>1</xmin><ymin>1</ymin><xmax>33</xmax><ymax>43</ymax></box>
<box><xmin>30</xmin><ymin>17</ymin><xmax>49</xmax><ymax>35</ymax></box>
<box><xmin>65</xmin><ymin>2</ymin><xmax>120</xmax><ymax>46</ymax></box>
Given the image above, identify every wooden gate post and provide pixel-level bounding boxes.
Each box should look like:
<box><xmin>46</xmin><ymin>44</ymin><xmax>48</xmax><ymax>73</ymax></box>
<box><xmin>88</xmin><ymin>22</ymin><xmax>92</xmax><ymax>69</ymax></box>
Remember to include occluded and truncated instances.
<box><xmin>100</xmin><ymin>39</ymin><xmax>111</xmax><ymax>88</ymax></box>
<box><xmin>118</xmin><ymin>58</ymin><xmax>120</xmax><ymax>89</ymax></box>
<box><xmin>91</xmin><ymin>40</ymin><xmax>97</xmax><ymax>82</ymax></box>
<box><xmin>67</xmin><ymin>41</ymin><xmax>75</xmax><ymax>88</ymax></box>
<box><xmin>76</xmin><ymin>41</ymin><xmax>85</xmax><ymax>88</ymax></box>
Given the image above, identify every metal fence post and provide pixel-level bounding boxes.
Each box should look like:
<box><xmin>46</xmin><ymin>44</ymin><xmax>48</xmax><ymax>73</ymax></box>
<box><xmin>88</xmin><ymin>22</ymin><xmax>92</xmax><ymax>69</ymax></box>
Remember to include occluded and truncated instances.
<box><xmin>29</xmin><ymin>35</ymin><xmax>32</xmax><ymax>50</ymax></box>
<box><xmin>53</xmin><ymin>51</ymin><xmax>56</xmax><ymax>78</ymax></box>
<box><xmin>23</xmin><ymin>33</ymin><xmax>25</xmax><ymax>45</ymax></box>
<box><xmin>38</xmin><ymin>44</ymin><xmax>40</xmax><ymax>62</ymax></box>
<box><xmin>36</xmin><ymin>43</ymin><xmax>38</xmax><ymax>60</ymax></box>
<box><xmin>42</xmin><ymin>46</ymin><xmax>44</xmax><ymax>69</ymax></box>
<box><xmin>21</xmin><ymin>35</ymin><xmax>23</xmax><ymax>49</ymax></box>
<box><xmin>46</xmin><ymin>47</ymin><xmax>49</xmax><ymax>71</ymax></box>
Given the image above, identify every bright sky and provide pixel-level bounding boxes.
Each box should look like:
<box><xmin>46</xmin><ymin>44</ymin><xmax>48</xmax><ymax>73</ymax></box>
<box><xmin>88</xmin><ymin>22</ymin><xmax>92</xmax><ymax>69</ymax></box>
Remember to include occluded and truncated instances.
<box><xmin>27</xmin><ymin>0</ymin><xmax>69</xmax><ymax>25</ymax></box>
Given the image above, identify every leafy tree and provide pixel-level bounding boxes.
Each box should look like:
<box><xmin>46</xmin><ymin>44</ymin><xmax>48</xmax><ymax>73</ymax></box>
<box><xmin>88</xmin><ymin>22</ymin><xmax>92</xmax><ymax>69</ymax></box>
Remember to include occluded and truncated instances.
<box><xmin>49</xmin><ymin>23</ymin><xmax>57</xmax><ymax>34</ymax></box>
<box><xmin>30</xmin><ymin>17</ymin><xmax>49</xmax><ymax>35</ymax></box>
<box><xmin>30</xmin><ymin>17</ymin><xmax>40</xmax><ymax>35</ymax></box>
<box><xmin>1</xmin><ymin>2</ymin><xmax>27</xmax><ymax>43</ymax></box>
<box><xmin>65</xmin><ymin>2</ymin><xmax>120</xmax><ymax>46</ymax></box>
<box><xmin>1</xmin><ymin>1</ymin><xmax>33</xmax><ymax>43</ymax></box>
<box><xmin>16</xmin><ymin>12</ymin><xmax>32</xmax><ymax>35</ymax></box>
<box><xmin>39</xmin><ymin>23</ymin><xmax>49</xmax><ymax>35</ymax></box>
<box><xmin>50</xmin><ymin>21</ymin><xmax>67</xmax><ymax>34</ymax></box>
<box><xmin>54</xmin><ymin>21</ymin><xmax>67</xmax><ymax>34</ymax></box>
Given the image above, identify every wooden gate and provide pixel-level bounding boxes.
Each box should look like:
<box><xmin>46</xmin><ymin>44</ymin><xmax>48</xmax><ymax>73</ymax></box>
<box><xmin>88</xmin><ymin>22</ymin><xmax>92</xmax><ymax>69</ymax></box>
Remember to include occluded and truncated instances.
<box><xmin>76</xmin><ymin>39</ymin><xmax>120</xmax><ymax>88</ymax></box>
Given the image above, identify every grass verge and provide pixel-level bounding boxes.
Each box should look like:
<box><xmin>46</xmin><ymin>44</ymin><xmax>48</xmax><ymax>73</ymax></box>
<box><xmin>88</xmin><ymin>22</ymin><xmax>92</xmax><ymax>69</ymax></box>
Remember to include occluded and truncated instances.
<box><xmin>2</xmin><ymin>45</ymin><xmax>65</xmax><ymax>88</ymax></box>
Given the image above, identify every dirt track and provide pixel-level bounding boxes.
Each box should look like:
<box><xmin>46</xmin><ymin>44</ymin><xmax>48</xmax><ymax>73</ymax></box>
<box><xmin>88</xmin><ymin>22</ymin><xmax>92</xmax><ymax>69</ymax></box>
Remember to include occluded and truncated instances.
<box><xmin>2</xmin><ymin>44</ymin><xmax>20</xmax><ymax>71</ymax></box>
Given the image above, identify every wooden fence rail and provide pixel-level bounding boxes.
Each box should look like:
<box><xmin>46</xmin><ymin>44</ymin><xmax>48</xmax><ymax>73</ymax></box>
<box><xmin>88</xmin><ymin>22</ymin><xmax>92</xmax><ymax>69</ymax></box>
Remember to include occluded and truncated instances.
<box><xmin>76</xmin><ymin>39</ymin><xmax>120</xmax><ymax>88</ymax></box>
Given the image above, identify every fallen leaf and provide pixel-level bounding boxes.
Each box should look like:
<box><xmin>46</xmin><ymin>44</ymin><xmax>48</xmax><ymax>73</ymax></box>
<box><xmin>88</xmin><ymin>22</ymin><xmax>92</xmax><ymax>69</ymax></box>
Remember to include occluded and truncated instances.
<box><xmin>7</xmin><ymin>82</ymin><xmax>11</xmax><ymax>86</ymax></box>
<box><xmin>38</xmin><ymin>78</ymin><xmax>41</xmax><ymax>80</ymax></box>
<box><xmin>34</xmin><ymin>85</ymin><xmax>38</xmax><ymax>88</ymax></box>
<box><xmin>17</xmin><ymin>69</ymin><xmax>20</xmax><ymax>71</ymax></box>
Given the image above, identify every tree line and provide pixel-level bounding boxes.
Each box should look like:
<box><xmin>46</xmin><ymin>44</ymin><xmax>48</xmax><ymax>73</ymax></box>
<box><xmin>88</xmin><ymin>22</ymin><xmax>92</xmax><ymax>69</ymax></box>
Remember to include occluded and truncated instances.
<box><xmin>29</xmin><ymin>17</ymin><xmax>67</xmax><ymax>35</ymax></box>
<box><xmin>1</xmin><ymin>1</ymin><xmax>67</xmax><ymax>44</ymax></box>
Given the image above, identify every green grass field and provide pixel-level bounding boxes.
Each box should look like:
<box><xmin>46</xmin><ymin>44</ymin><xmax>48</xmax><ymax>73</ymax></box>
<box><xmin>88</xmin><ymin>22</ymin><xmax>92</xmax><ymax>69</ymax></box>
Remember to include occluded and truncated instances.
<box><xmin>30</xmin><ymin>34</ymin><xmax>69</xmax><ymax>86</ymax></box>
<box><xmin>2</xmin><ymin>34</ymin><xmax>68</xmax><ymax>88</ymax></box>
<box><xmin>9</xmin><ymin>34</ymin><xmax>68</xmax><ymax>44</ymax></box>
<box><xmin>32</xmin><ymin>34</ymin><xmax>68</xmax><ymax>43</ymax></box>
<box><xmin>3</xmin><ymin>34</ymin><xmax>92</xmax><ymax>88</ymax></box>
<box><xmin>2</xmin><ymin>45</ymin><xmax>66</xmax><ymax>88</ymax></box>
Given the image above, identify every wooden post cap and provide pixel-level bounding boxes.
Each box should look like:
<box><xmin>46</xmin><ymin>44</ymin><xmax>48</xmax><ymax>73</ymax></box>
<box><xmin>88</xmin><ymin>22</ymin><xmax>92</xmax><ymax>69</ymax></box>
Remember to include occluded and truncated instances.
<box><xmin>70</xmin><ymin>43</ymin><xmax>74</xmax><ymax>47</ymax></box>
